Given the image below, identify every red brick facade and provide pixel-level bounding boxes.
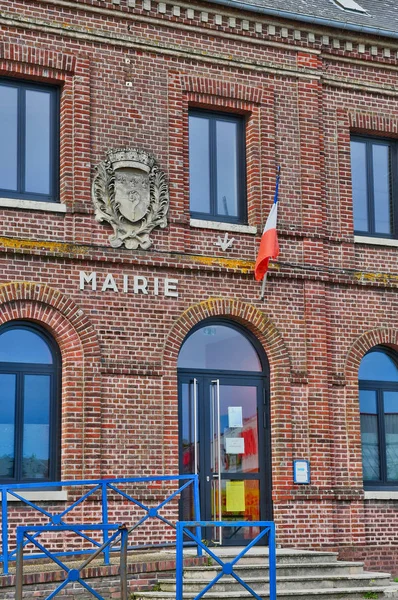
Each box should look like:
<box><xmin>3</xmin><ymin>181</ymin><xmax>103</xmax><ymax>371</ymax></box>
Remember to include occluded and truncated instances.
<box><xmin>1</xmin><ymin>0</ymin><xmax>398</xmax><ymax>573</ymax></box>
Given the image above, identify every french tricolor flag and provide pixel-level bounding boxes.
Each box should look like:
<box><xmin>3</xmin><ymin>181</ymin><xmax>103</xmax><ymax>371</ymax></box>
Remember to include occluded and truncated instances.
<box><xmin>254</xmin><ymin>171</ymin><xmax>280</xmax><ymax>282</ymax></box>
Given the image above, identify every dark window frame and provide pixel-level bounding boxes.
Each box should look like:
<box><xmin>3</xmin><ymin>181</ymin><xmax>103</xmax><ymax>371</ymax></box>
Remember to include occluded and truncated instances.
<box><xmin>360</xmin><ymin>346</ymin><xmax>398</xmax><ymax>490</ymax></box>
<box><xmin>0</xmin><ymin>78</ymin><xmax>60</xmax><ymax>203</ymax></box>
<box><xmin>351</xmin><ymin>134</ymin><xmax>398</xmax><ymax>239</ymax></box>
<box><xmin>189</xmin><ymin>109</ymin><xmax>247</xmax><ymax>224</ymax></box>
<box><xmin>0</xmin><ymin>321</ymin><xmax>61</xmax><ymax>484</ymax></box>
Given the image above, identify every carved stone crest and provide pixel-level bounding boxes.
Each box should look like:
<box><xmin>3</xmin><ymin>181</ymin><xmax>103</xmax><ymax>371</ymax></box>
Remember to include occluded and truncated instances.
<box><xmin>92</xmin><ymin>148</ymin><xmax>169</xmax><ymax>250</ymax></box>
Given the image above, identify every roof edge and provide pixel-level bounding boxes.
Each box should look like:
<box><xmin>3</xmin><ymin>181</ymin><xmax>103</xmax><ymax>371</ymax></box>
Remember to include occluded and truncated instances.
<box><xmin>208</xmin><ymin>0</ymin><xmax>398</xmax><ymax>40</ymax></box>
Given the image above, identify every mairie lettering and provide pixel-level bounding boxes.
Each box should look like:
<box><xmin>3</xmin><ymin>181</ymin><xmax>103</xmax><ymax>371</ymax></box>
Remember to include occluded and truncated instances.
<box><xmin>79</xmin><ymin>271</ymin><xmax>178</xmax><ymax>298</ymax></box>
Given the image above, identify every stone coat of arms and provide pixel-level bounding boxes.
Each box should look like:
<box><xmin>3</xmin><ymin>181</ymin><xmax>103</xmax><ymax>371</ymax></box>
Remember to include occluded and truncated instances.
<box><xmin>92</xmin><ymin>148</ymin><xmax>169</xmax><ymax>250</ymax></box>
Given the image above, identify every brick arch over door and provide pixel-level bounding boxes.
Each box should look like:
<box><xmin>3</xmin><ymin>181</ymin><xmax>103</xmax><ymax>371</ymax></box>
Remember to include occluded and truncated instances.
<box><xmin>343</xmin><ymin>328</ymin><xmax>398</xmax><ymax>489</ymax></box>
<box><xmin>0</xmin><ymin>282</ymin><xmax>102</xmax><ymax>480</ymax></box>
<box><xmin>161</xmin><ymin>297</ymin><xmax>293</xmax><ymax>494</ymax></box>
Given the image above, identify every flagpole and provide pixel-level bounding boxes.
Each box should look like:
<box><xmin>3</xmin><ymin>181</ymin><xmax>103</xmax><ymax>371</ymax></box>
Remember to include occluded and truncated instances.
<box><xmin>260</xmin><ymin>272</ymin><xmax>267</xmax><ymax>300</ymax></box>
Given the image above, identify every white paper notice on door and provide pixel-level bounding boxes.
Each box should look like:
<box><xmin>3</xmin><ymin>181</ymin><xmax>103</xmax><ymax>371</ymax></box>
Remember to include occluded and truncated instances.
<box><xmin>225</xmin><ymin>437</ymin><xmax>245</xmax><ymax>454</ymax></box>
<box><xmin>228</xmin><ymin>406</ymin><xmax>243</xmax><ymax>428</ymax></box>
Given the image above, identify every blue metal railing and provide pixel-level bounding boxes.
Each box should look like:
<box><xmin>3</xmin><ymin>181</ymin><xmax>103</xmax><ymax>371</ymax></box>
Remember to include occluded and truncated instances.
<box><xmin>15</xmin><ymin>524</ymin><xmax>129</xmax><ymax>600</ymax></box>
<box><xmin>176</xmin><ymin>520</ymin><xmax>277</xmax><ymax>600</ymax></box>
<box><xmin>0</xmin><ymin>474</ymin><xmax>201</xmax><ymax>575</ymax></box>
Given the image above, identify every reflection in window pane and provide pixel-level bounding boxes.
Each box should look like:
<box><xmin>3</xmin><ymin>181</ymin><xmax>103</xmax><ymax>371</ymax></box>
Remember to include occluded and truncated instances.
<box><xmin>361</xmin><ymin>414</ymin><xmax>380</xmax><ymax>481</ymax></box>
<box><xmin>22</xmin><ymin>375</ymin><xmax>50</xmax><ymax>479</ymax></box>
<box><xmin>360</xmin><ymin>389</ymin><xmax>377</xmax><ymax>414</ymax></box>
<box><xmin>384</xmin><ymin>392</ymin><xmax>398</xmax><ymax>481</ymax></box>
<box><xmin>216</xmin><ymin>120</ymin><xmax>238</xmax><ymax>218</ymax></box>
<box><xmin>178</xmin><ymin>325</ymin><xmax>262</xmax><ymax>371</ymax></box>
<box><xmin>219</xmin><ymin>385</ymin><xmax>259</xmax><ymax>474</ymax></box>
<box><xmin>359</xmin><ymin>351</ymin><xmax>398</xmax><ymax>382</ymax></box>
<box><xmin>373</xmin><ymin>144</ymin><xmax>391</xmax><ymax>235</ymax></box>
<box><xmin>189</xmin><ymin>116</ymin><xmax>210</xmax><ymax>214</ymax></box>
<box><xmin>181</xmin><ymin>382</ymin><xmax>198</xmax><ymax>475</ymax></box>
<box><xmin>0</xmin><ymin>85</ymin><xmax>18</xmax><ymax>191</ymax></box>
<box><xmin>25</xmin><ymin>90</ymin><xmax>51</xmax><ymax>195</ymax></box>
<box><xmin>0</xmin><ymin>374</ymin><xmax>16</xmax><ymax>478</ymax></box>
<box><xmin>0</xmin><ymin>328</ymin><xmax>53</xmax><ymax>364</ymax></box>
<box><xmin>214</xmin><ymin>479</ymin><xmax>261</xmax><ymax>543</ymax></box>
<box><xmin>351</xmin><ymin>141</ymin><xmax>368</xmax><ymax>232</ymax></box>
<box><xmin>360</xmin><ymin>390</ymin><xmax>379</xmax><ymax>481</ymax></box>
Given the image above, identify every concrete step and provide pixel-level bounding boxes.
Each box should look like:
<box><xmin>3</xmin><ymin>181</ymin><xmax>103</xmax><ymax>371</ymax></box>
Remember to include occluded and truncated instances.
<box><xmin>135</xmin><ymin>548</ymin><xmax>398</xmax><ymax>599</ymax></box>
<box><xmin>159</xmin><ymin>571</ymin><xmax>391</xmax><ymax>592</ymax></box>
<box><xmin>183</xmin><ymin>560</ymin><xmax>365</xmax><ymax>579</ymax></box>
<box><xmin>134</xmin><ymin>586</ymin><xmax>395</xmax><ymax>600</ymax></box>
<box><xmin>197</xmin><ymin>548</ymin><xmax>339</xmax><ymax>566</ymax></box>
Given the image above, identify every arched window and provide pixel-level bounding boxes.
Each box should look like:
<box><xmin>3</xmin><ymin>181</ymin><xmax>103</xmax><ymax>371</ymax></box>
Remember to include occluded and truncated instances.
<box><xmin>359</xmin><ymin>346</ymin><xmax>398</xmax><ymax>488</ymax></box>
<box><xmin>0</xmin><ymin>322</ymin><xmax>61</xmax><ymax>483</ymax></box>
<box><xmin>178</xmin><ymin>322</ymin><xmax>264</xmax><ymax>372</ymax></box>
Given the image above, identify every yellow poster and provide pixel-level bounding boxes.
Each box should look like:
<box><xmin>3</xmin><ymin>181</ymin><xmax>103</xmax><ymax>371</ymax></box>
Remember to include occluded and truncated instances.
<box><xmin>226</xmin><ymin>481</ymin><xmax>245</xmax><ymax>513</ymax></box>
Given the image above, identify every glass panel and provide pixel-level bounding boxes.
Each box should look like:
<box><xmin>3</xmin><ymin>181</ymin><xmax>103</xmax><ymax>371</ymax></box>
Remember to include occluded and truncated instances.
<box><xmin>22</xmin><ymin>375</ymin><xmax>50</xmax><ymax>479</ymax></box>
<box><xmin>351</xmin><ymin>140</ymin><xmax>368</xmax><ymax>232</ymax></box>
<box><xmin>216</xmin><ymin>120</ymin><xmax>239</xmax><ymax>218</ymax></box>
<box><xmin>189</xmin><ymin>115</ymin><xmax>210</xmax><ymax>214</ymax></box>
<box><xmin>384</xmin><ymin>391</ymin><xmax>398</xmax><ymax>481</ymax></box>
<box><xmin>373</xmin><ymin>144</ymin><xmax>391</xmax><ymax>235</ymax></box>
<box><xmin>25</xmin><ymin>89</ymin><xmax>51</xmax><ymax>195</ymax></box>
<box><xmin>211</xmin><ymin>479</ymin><xmax>260</xmax><ymax>543</ymax></box>
<box><xmin>0</xmin><ymin>328</ymin><xmax>53</xmax><ymax>364</ymax></box>
<box><xmin>178</xmin><ymin>325</ymin><xmax>262</xmax><ymax>371</ymax></box>
<box><xmin>180</xmin><ymin>382</ymin><xmax>197</xmax><ymax>522</ymax></box>
<box><xmin>360</xmin><ymin>389</ymin><xmax>377</xmax><ymax>414</ymax></box>
<box><xmin>0</xmin><ymin>85</ymin><xmax>18</xmax><ymax>191</ymax></box>
<box><xmin>360</xmin><ymin>390</ymin><xmax>380</xmax><ymax>481</ymax></box>
<box><xmin>359</xmin><ymin>350</ymin><xmax>398</xmax><ymax>382</ymax></box>
<box><xmin>0</xmin><ymin>374</ymin><xmax>16</xmax><ymax>478</ymax></box>
<box><xmin>181</xmin><ymin>381</ymin><xmax>198</xmax><ymax>475</ymax></box>
<box><xmin>218</xmin><ymin>385</ymin><xmax>259</xmax><ymax>474</ymax></box>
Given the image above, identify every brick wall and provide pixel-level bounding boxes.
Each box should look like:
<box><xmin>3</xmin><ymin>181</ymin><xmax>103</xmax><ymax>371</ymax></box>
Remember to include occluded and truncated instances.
<box><xmin>1</xmin><ymin>0</ymin><xmax>398</xmax><ymax>574</ymax></box>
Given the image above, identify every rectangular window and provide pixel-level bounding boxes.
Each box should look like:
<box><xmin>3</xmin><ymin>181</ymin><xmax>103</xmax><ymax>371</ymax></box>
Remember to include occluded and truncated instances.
<box><xmin>350</xmin><ymin>136</ymin><xmax>397</xmax><ymax>238</ymax></box>
<box><xmin>0</xmin><ymin>79</ymin><xmax>59</xmax><ymax>203</ymax></box>
<box><xmin>189</xmin><ymin>110</ymin><xmax>246</xmax><ymax>223</ymax></box>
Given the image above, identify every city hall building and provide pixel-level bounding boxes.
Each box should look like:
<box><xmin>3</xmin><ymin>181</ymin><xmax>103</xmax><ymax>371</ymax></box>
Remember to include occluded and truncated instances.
<box><xmin>1</xmin><ymin>0</ymin><xmax>398</xmax><ymax>575</ymax></box>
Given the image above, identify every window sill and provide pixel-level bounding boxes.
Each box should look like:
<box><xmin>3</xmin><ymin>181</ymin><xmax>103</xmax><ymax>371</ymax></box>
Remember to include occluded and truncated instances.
<box><xmin>364</xmin><ymin>491</ymin><xmax>398</xmax><ymax>500</ymax></box>
<box><xmin>0</xmin><ymin>198</ymin><xmax>66</xmax><ymax>213</ymax></box>
<box><xmin>190</xmin><ymin>218</ymin><xmax>257</xmax><ymax>235</ymax></box>
<box><xmin>354</xmin><ymin>235</ymin><xmax>398</xmax><ymax>247</ymax></box>
<box><xmin>1</xmin><ymin>491</ymin><xmax>68</xmax><ymax>502</ymax></box>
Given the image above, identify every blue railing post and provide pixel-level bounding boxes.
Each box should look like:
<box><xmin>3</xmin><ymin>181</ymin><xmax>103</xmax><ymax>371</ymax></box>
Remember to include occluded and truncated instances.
<box><xmin>175</xmin><ymin>522</ymin><xmax>184</xmax><ymax>600</ymax></box>
<box><xmin>177</xmin><ymin>521</ymin><xmax>275</xmax><ymax>600</ymax></box>
<box><xmin>1</xmin><ymin>486</ymin><xmax>9</xmax><ymax>575</ymax></box>
<box><xmin>268</xmin><ymin>522</ymin><xmax>277</xmax><ymax>600</ymax></box>
<box><xmin>193</xmin><ymin>475</ymin><xmax>202</xmax><ymax>557</ymax></box>
<box><xmin>101</xmin><ymin>482</ymin><xmax>110</xmax><ymax>566</ymax></box>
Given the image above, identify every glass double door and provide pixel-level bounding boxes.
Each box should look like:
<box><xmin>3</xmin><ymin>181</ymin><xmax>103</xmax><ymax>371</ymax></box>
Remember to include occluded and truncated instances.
<box><xmin>179</xmin><ymin>373</ymin><xmax>271</xmax><ymax>546</ymax></box>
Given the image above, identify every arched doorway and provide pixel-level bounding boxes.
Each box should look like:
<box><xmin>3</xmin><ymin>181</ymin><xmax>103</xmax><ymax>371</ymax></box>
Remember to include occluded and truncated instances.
<box><xmin>178</xmin><ymin>319</ymin><xmax>272</xmax><ymax>546</ymax></box>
